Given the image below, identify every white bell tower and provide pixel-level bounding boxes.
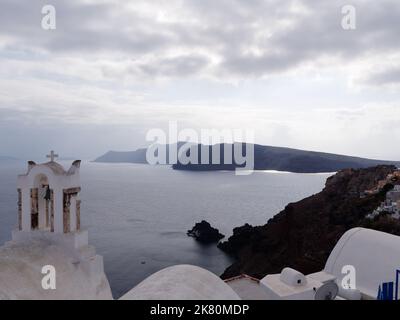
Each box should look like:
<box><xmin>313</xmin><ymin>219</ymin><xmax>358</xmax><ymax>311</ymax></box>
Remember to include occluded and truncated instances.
<box><xmin>8</xmin><ymin>152</ymin><xmax>109</xmax><ymax>294</ymax></box>
<box><xmin>12</xmin><ymin>151</ymin><xmax>89</xmax><ymax>251</ymax></box>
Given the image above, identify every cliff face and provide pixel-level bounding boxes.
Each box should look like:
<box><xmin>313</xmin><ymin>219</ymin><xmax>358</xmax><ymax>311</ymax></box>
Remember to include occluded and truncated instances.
<box><xmin>94</xmin><ymin>144</ymin><xmax>400</xmax><ymax>173</ymax></box>
<box><xmin>173</xmin><ymin>144</ymin><xmax>400</xmax><ymax>173</ymax></box>
<box><xmin>94</xmin><ymin>149</ymin><xmax>148</xmax><ymax>163</ymax></box>
<box><xmin>218</xmin><ymin>165</ymin><xmax>400</xmax><ymax>280</ymax></box>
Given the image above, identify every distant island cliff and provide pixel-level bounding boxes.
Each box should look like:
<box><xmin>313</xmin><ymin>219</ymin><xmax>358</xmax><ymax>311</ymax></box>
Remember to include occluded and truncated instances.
<box><xmin>94</xmin><ymin>148</ymin><xmax>148</xmax><ymax>164</ymax></box>
<box><xmin>95</xmin><ymin>144</ymin><xmax>400</xmax><ymax>173</ymax></box>
<box><xmin>0</xmin><ymin>156</ymin><xmax>19</xmax><ymax>161</ymax></box>
<box><xmin>218</xmin><ymin>165</ymin><xmax>400</xmax><ymax>280</ymax></box>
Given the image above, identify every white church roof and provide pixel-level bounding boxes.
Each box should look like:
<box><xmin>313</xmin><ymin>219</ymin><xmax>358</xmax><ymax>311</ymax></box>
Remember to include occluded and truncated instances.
<box><xmin>324</xmin><ymin>227</ymin><xmax>400</xmax><ymax>299</ymax></box>
<box><xmin>39</xmin><ymin>161</ymin><xmax>67</xmax><ymax>175</ymax></box>
<box><xmin>19</xmin><ymin>160</ymin><xmax>81</xmax><ymax>177</ymax></box>
<box><xmin>120</xmin><ymin>265</ymin><xmax>240</xmax><ymax>300</ymax></box>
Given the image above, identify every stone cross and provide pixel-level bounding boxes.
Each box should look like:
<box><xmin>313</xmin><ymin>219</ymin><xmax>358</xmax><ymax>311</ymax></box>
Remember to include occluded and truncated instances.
<box><xmin>46</xmin><ymin>150</ymin><xmax>59</xmax><ymax>162</ymax></box>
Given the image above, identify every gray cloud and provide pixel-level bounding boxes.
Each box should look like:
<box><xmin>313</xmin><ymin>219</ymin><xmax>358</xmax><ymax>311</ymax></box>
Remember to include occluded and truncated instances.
<box><xmin>0</xmin><ymin>0</ymin><xmax>399</xmax><ymax>81</ymax></box>
<box><xmin>0</xmin><ymin>0</ymin><xmax>173</xmax><ymax>54</ymax></box>
<box><xmin>220</xmin><ymin>1</ymin><xmax>400</xmax><ymax>77</ymax></box>
<box><xmin>137</xmin><ymin>55</ymin><xmax>210</xmax><ymax>78</ymax></box>
<box><xmin>1</xmin><ymin>0</ymin><xmax>400</xmax><ymax>160</ymax></box>
<box><xmin>364</xmin><ymin>68</ymin><xmax>400</xmax><ymax>86</ymax></box>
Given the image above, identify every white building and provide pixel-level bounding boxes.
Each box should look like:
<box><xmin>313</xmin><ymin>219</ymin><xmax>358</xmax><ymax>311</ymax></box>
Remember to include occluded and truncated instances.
<box><xmin>121</xmin><ymin>228</ymin><xmax>400</xmax><ymax>300</ymax></box>
<box><xmin>120</xmin><ymin>265</ymin><xmax>241</xmax><ymax>300</ymax></box>
<box><xmin>387</xmin><ymin>185</ymin><xmax>400</xmax><ymax>202</ymax></box>
<box><xmin>16</xmin><ymin>151</ymin><xmax>80</xmax><ymax>232</ymax></box>
<box><xmin>12</xmin><ymin>151</ymin><xmax>90</xmax><ymax>251</ymax></box>
<box><xmin>0</xmin><ymin>152</ymin><xmax>112</xmax><ymax>300</ymax></box>
<box><xmin>367</xmin><ymin>184</ymin><xmax>400</xmax><ymax>220</ymax></box>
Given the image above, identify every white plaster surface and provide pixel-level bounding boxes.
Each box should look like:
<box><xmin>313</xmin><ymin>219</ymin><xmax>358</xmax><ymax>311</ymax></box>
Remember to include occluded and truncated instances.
<box><xmin>260</xmin><ymin>273</ymin><xmax>322</xmax><ymax>300</ymax></box>
<box><xmin>17</xmin><ymin>160</ymin><xmax>81</xmax><ymax>233</ymax></box>
<box><xmin>225</xmin><ymin>277</ymin><xmax>269</xmax><ymax>300</ymax></box>
<box><xmin>120</xmin><ymin>265</ymin><xmax>240</xmax><ymax>300</ymax></box>
<box><xmin>0</xmin><ymin>239</ymin><xmax>112</xmax><ymax>300</ymax></box>
<box><xmin>324</xmin><ymin>227</ymin><xmax>400</xmax><ymax>299</ymax></box>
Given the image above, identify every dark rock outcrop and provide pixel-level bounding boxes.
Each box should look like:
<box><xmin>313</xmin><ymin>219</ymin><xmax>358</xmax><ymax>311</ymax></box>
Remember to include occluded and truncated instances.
<box><xmin>218</xmin><ymin>165</ymin><xmax>400</xmax><ymax>280</ymax></box>
<box><xmin>187</xmin><ymin>220</ymin><xmax>225</xmax><ymax>243</ymax></box>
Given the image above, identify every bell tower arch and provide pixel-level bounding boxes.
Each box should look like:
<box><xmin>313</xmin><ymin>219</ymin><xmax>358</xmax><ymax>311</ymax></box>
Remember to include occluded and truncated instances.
<box><xmin>13</xmin><ymin>152</ymin><xmax>86</xmax><ymax>250</ymax></box>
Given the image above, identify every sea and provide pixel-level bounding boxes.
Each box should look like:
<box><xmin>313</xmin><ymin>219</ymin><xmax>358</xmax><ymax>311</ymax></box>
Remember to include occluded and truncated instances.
<box><xmin>0</xmin><ymin>160</ymin><xmax>332</xmax><ymax>298</ymax></box>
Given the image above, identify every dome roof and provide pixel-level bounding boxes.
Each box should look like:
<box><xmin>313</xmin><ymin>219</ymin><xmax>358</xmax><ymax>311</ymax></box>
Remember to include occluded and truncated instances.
<box><xmin>120</xmin><ymin>265</ymin><xmax>240</xmax><ymax>300</ymax></box>
<box><xmin>325</xmin><ymin>227</ymin><xmax>400</xmax><ymax>298</ymax></box>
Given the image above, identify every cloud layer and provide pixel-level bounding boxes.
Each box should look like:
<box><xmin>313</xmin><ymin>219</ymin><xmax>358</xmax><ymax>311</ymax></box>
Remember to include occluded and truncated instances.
<box><xmin>2</xmin><ymin>0</ymin><xmax>400</xmax><ymax>81</ymax></box>
<box><xmin>0</xmin><ymin>0</ymin><xmax>400</xmax><ymax>159</ymax></box>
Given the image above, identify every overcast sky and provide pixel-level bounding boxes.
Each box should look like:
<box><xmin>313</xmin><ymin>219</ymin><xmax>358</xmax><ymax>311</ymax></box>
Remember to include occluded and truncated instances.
<box><xmin>1</xmin><ymin>0</ymin><xmax>400</xmax><ymax>160</ymax></box>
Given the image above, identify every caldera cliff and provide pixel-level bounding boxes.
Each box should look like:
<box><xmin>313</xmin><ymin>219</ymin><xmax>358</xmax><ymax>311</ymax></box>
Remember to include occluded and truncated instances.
<box><xmin>218</xmin><ymin>165</ymin><xmax>400</xmax><ymax>280</ymax></box>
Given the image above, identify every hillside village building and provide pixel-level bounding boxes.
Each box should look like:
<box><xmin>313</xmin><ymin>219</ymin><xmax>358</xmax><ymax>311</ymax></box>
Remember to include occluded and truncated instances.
<box><xmin>367</xmin><ymin>185</ymin><xmax>400</xmax><ymax>220</ymax></box>
<box><xmin>363</xmin><ymin>170</ymin><xmax>400</xmax><ymax>196</ymax></box>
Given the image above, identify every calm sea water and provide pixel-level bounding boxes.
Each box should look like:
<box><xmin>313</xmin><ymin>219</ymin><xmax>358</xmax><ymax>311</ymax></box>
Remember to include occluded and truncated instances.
<box><xmin>0</xmin><ymin>161</ymin><xmax>331</xmax><ymax>298</ymax></box>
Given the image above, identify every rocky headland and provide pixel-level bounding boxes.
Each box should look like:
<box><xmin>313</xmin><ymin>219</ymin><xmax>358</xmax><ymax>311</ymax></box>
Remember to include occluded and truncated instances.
<box><xmin>218</xmin><ymin>165</ymin><xmax>400</xmax><ymax>280</ymax></box>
